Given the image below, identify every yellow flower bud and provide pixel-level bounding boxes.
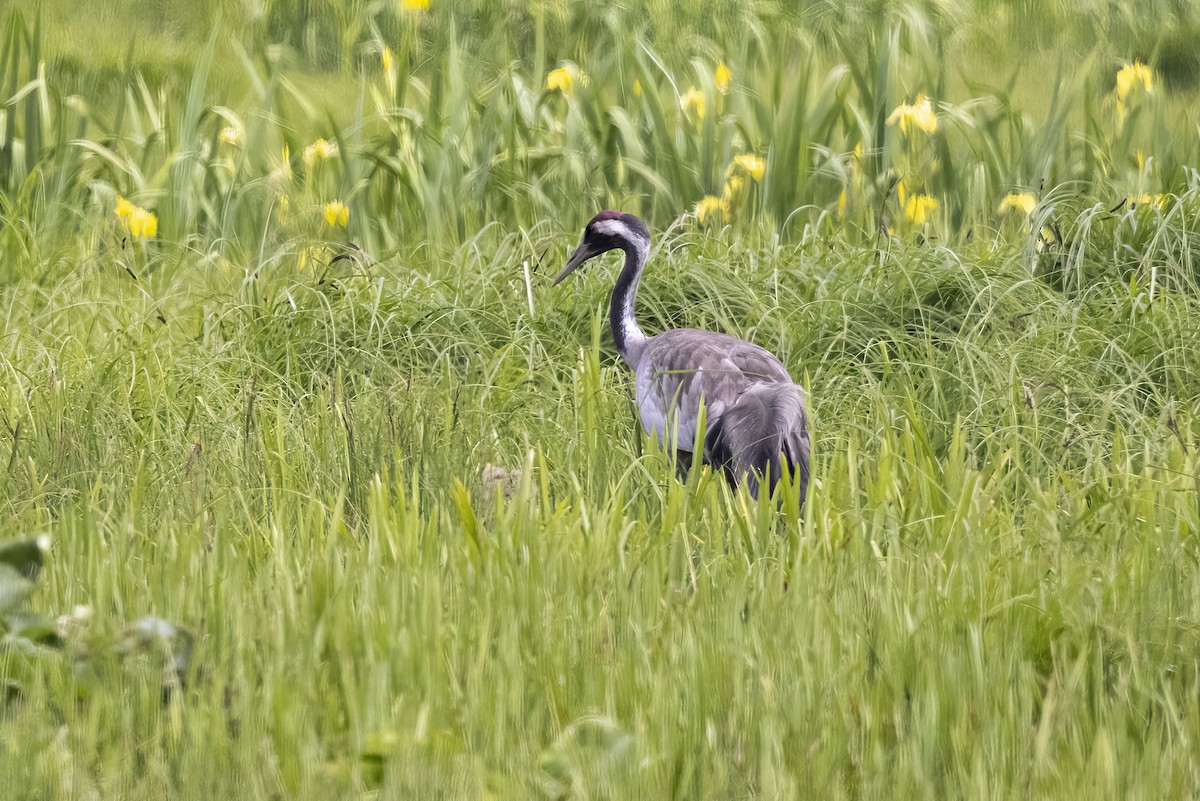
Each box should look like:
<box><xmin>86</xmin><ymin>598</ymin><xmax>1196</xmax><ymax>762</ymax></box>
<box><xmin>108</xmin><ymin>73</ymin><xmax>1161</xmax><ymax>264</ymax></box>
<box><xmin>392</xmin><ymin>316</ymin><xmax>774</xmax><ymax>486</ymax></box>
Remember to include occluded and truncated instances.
<box><xmin>715</xmin><ymin>61</ymin><xmax>732</xmax><ymax>94</ymax></box>
<box><xmin>886</xmin><ymin>95</ymin><xmax>938</xmax><ymax>135</ymax></box>
<box><xmin>303</xmin><ymin>138</ymin><xmax>338</xmax><ymax>166</ymax></box>
<box><xmin>695</xmin><ymin>195</ymin><xmax>729</xmax><ymax>222</ymax></box>
<box><xmin>324</xmin><ymin>200</ymin><xmax>350</xmax><ymax>228</ymax></box>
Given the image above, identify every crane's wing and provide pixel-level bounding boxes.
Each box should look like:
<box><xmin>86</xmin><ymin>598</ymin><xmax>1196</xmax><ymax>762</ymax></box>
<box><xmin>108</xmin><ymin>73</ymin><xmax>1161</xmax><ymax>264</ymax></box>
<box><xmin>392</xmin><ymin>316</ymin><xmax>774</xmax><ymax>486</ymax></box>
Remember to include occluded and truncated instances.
<box><xmin>634</xmin><ymin>329</ymin><xmax>809</xmax><ymax>504</ymax></box>
<box><xmin>633</xmin><ymin>329</ymin><xmax>794</xmax><ymax>451</ymax></box>
<box><xmin>703</xmin><ymin>381</ymin><xmax>810</xmax><ymax>503</ymax></box>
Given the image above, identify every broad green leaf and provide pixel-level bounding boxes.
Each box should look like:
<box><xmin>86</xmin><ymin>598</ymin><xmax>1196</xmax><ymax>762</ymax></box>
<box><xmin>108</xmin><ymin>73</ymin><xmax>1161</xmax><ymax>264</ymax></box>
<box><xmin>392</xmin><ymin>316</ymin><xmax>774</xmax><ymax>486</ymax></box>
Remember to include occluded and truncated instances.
<box><xmin>0</xmin><ymin>537</ymin><xmax>46</xmax><ymax>580</ymax></box>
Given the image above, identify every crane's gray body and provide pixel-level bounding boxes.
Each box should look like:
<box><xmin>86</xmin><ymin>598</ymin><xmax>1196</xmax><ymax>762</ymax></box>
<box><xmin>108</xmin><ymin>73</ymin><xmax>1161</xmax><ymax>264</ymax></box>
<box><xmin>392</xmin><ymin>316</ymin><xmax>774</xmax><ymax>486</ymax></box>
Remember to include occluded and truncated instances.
<box><xmin>632</xmin><ymin>329</ymin><xmax>809</xmax><ymax>502</ymax></box>
<box><xmin>556</xmin><ymin>210</ymin><xmax>811</xmax><ymax>506</ymax></box>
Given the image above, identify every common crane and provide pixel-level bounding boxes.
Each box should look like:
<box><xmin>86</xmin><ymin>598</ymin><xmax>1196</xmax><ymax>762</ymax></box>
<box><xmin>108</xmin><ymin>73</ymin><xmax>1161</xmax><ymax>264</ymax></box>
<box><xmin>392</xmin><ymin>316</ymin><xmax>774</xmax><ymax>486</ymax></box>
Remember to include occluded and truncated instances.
<box><xmin>554</xmin><ymin>211</ymin><xmax>810</xmax><ymax>507</ymax></box>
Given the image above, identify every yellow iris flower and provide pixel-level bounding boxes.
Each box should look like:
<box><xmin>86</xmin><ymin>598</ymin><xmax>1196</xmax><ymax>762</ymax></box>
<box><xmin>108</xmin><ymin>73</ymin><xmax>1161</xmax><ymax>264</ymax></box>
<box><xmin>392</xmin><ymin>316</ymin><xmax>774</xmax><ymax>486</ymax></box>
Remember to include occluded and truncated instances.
<box><xmin>999</xmin><ymin>192</ymin><xmax>1037</xmax><ymax>216</ymax></box>
<box><xmin>1127</xmin><ymin>194</ymin><xmax>1165</xmax><ymax>210</ymax></box>
<box><xmin>303</xmin><ymin>138</ymin><xmax>338</xmax><ymax>166</ymax></box>
<box><xmin>115</xmin><ymin>195</ymin><xmax>134</xmax><ymax>220</ymax></box>
<box><xmin>887</xmin><ymin>95</ymin><xmax>938</xmax><ymax>135</ymax></box>
<box><xmin>731</xmin><ymin>154</ymin><xmax>766</xmax><ymax>181</ymax></box>
<box><xmin>1116</xmin><ymin>62</ymin><xmax>1153</xmax><ymax>102</ymax></box>
<box><xmin>400</xmin><ymin>0</ymin><xmax>429</xmax><ymax>10</ymax></box>
<box><xmin>722</xmin><ymin>176</ymin><xmax>745</xmax><ymax>203</ymax></box>
<box><xmin>115</xmin><ymin>196</ymin><xmax>157</xmax><ymax>238</ymax></box>
<box><xmin>546</xmin><ymin>65</ymin><xmax>587</xmax><ymax>94</ymax></box>
<box><xmin>127</xmin><ymin>207</ymin><xmax>158</xmax><ymax>239</ymax></box>
<box><xmin>680</xmin><ymin>87</ymin><xmax>705</xmax><ymax>119</ymax></box>
<box><xmin>324</xmin><ymin>201</ymin><xmax>350</xmax><ymax>227</ymax></box>
<box><xmin>904</xmin><ymin>194</ymin><xmax>939</xmax><ymax>225</ymax></box>
<box><xmin>715</xmin><ymin>61</ymin><xmax>732</xmax><ymax>94</ymax></box>
<box><xmin>695</xmin><ymin>195</ymin><xmax>729</xmax><ymax>222</ymax></box>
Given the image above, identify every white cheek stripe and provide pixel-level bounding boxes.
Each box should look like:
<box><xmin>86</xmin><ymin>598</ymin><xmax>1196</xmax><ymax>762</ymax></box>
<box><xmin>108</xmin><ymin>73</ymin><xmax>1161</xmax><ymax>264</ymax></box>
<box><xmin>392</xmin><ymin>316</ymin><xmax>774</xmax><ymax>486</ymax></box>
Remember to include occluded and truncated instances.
<box><xmin>592</xmin><ymin>219</ymin><xmax>650</xmax><ymax>256</ymax></box>
<box><xmin>592</xmin><ymin>219</ymin><xmax>632</xmax><ymax>239</ymax></box>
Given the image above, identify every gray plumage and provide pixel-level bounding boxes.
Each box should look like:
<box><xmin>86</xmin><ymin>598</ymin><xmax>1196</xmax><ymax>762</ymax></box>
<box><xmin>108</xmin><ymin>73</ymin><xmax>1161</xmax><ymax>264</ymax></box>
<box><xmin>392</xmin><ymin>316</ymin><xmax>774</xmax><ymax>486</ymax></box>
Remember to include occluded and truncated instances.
<box><xmin>555</xmin><ymin>211</ymin><xmax>810</xmax><ymax>507</ymax></box>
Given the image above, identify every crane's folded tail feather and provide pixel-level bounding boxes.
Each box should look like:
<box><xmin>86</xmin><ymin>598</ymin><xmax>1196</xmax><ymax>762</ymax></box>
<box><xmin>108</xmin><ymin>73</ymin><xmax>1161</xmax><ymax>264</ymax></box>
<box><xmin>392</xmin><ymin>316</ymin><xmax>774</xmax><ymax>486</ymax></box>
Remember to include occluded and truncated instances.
<box><xmin>704</xmin><ymin>382</ymin><xmax>810</xmax><ymax>506</ymax></box>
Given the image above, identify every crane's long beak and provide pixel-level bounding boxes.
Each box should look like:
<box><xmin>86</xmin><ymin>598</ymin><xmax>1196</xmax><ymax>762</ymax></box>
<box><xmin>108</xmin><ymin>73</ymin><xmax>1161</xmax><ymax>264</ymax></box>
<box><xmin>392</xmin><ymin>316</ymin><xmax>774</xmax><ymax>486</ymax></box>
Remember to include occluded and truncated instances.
<box><xmin>552</xmin><ymin>241</ymin><xmax>598</xmax><ymax>285</ymax></box>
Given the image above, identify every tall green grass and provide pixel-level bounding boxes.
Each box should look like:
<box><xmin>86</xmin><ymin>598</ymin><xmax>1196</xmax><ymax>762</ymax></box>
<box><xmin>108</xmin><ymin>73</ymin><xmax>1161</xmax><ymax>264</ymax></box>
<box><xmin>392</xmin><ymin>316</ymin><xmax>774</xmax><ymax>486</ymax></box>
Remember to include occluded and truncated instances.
<box><xmin>1</xmin><ymin>1</ymin><xmax>1200</xmax><ymax>798</ymax></box>
<box><xmin>1</xmin><ymin>0</ymin><xmax>1198</xmax><ymax>251</ymax></box>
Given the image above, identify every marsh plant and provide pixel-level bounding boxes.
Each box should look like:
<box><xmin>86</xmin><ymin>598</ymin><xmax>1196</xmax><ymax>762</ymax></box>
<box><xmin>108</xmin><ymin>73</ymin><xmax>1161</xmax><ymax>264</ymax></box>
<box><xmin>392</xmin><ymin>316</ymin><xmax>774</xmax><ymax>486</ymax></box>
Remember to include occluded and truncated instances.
<box><xmin>1</xmin><ymin>0</ymin><xmax>1199</xmax><ymax>797</ymax></box>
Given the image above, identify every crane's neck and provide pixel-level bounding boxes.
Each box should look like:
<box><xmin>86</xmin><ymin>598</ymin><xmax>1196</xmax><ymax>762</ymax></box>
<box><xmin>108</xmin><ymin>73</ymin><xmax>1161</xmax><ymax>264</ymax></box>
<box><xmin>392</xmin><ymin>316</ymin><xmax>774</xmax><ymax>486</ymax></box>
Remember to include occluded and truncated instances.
<box><xmin>610</xmin><ymin>240</ymin><xmax>649</xmax><ymax>367</ymax></box>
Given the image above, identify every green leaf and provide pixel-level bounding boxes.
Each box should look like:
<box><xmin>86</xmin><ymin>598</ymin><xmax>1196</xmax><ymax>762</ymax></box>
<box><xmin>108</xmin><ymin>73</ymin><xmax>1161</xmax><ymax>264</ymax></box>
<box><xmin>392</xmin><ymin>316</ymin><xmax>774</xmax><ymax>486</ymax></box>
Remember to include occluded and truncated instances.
<box><xmin>0</xmin><ymin>537</ymin><xmax>46</xmax><ymax>580</ymax></box>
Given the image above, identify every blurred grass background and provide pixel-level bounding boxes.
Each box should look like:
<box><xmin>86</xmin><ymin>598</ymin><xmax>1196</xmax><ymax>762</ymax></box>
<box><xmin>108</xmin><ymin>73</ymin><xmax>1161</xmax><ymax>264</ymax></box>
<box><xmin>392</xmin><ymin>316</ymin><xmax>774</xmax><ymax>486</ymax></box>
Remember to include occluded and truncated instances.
<box><xmin>0</xmin><ymin>0</ymin><xmax>1199</xmax><ymax>798</ymax></box>
<box><xmin>0</xmin><ymin>0</ymin><xmax>1198</xmax><ymax>249</ymax></box>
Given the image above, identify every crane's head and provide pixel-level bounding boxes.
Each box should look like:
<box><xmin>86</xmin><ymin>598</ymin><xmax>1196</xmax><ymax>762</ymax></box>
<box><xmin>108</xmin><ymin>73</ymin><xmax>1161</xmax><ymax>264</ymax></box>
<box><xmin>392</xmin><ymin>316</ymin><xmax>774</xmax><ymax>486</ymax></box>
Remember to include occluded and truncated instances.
<box><xmin>553</xmin><ymin>211</ymin><xmax>651</xmax><ymax>285</ymax></box>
